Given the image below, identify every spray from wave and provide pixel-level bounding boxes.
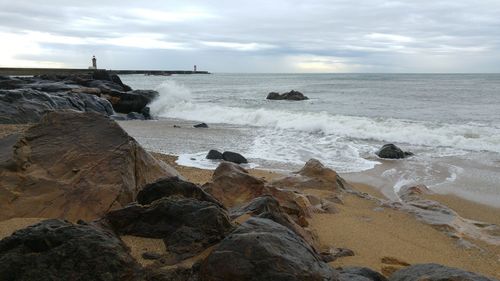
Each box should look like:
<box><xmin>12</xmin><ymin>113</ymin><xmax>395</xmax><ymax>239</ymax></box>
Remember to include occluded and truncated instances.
<box><xmin>149</xmin><ymin>81</ymin><xmax>500</xmax><ymax>153</ymax></box>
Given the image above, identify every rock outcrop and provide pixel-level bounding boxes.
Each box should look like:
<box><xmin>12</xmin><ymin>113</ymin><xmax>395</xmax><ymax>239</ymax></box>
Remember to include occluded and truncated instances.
<box><xmin>0</xmin><ymin>219</ymin><xmax>142</xmax><ymax>281</ymax></box>
<box><xmin>0</xmin><ymin>73</ymin><xmax>157</xmax><ymax>124</ymax></box>
<box><xmin>267</xmin><ymin>90</ymin><xmax>309</xmax><ymax>101</ymax></box>
<box><xmin>104</xmin><ymin>197</ymin><xmax>234</xmax><ymax>260</ymax></box>
<box><xmin>270</xmin><ymin>159</ymin><xmax>349</xmax><ymax>192</ymax></box>
<box><xmin>376</xmin><ymin>144</ymin><xmax>413</xmax><ymax>159</ymax></box>
<box><xmin>389</xmin><ymin>263</ymin><xmax>497</xmax><ymax>281</ymax></box>
<box><xmin>200</xmin><ymin>217</ymin><xmax>338</xmax><ymax>281</ymax></box>
<box><xmin>0</xmin><ymin>111</ymin><xmax>178</xmax><ymax>221</ymax></box>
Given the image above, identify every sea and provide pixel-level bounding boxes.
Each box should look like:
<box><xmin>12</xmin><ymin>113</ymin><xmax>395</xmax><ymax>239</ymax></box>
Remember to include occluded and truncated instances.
<box><xmin>119</xmin><ymin>73</ymin><xmax>500</xmax><ymax>207</ymax></box>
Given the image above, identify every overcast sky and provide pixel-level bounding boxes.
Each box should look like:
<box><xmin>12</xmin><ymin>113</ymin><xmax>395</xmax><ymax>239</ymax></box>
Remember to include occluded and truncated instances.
<box><xmin>1</xmin><ymin>0</ymin><xmax>500</xmax><ymax>72</ymax></box>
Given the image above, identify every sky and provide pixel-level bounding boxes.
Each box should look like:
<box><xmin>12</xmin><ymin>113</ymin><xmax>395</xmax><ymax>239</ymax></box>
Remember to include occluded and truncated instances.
<box><xmin>1</xmin><ymin>0</ymin><xmax>500</xmax><ymax>73</ymax></box>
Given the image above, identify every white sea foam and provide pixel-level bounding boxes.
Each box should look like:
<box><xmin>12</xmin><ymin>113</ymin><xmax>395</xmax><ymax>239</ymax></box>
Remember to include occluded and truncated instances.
<box><xmin>150</xmin><ymin>81</ymin><xmax>500</xmax><ymax>154</ymax></box>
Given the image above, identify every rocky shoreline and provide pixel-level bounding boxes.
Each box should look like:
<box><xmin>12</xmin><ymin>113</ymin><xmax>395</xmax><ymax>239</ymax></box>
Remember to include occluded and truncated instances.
<box><xmin>0</xmin><ymin>73</ymin><xmax>499</xmax><ymax>280</ymax></box>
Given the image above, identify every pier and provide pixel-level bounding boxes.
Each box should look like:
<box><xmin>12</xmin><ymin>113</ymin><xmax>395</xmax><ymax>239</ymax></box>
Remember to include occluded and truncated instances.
<box><xmin>0</xmin><ymin>67</ymin><xmax>210</xmax><ymax>76</ymax></box>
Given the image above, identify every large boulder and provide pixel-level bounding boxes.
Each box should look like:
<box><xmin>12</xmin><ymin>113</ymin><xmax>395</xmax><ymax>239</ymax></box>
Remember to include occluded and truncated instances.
<box><xmin>339</xmin><ymin>267</ymin><xmax>387</xmax><ymax>281</ymax></box>
<box><xmin>0</xmin><ymin>111</ymin><xmax>178</xmax><ymax>221</ymax></box>
<box><xmin>222</xmin><ymin>151</ymin><xmax>248</xmax><ymax>164</ymax></box>
<box><xmin>267</xmin><ymin>90</ymin><xmax>309</xmax><ymax>101</ymax></box>
<box><xmin>104</xmin><ymin>197</ymin><xmax>234</xmax><ymax>259</ymax></box>
<box><xmin>0</xmin><ymin>219</ymin><xmax>142</xmax><ymax>281</ymax></box>
<box><xmin>200</xmin><ymin>217</ymin><xmax>338</xmax><ymax>281</ymax></box>
<box><xmin>108</xmin><ymin>90</ymin><xmax>159</xmax><ymax>114</ymax></box>
<box><xmin>136</xmin><ymin>176</ymin><xmax>223</xmax><ymax>207</ymax></box>
<box><xmin>270</xmin><ymin>159</ymin><xmax>349</xmax><ymax>192</ymax></box>
<box><xmin>389</xmin><ymin>263</ymin><xmax>497</xmax><ymax>281</ymax></box>
<box><xmin>0</xmin><ymin>88</ymin><xmax>114</xmax><ymax>124</ymax></box>
<box><xmin>206</xmin><ymin>149</ymin><xmax>223</xmax><ymax>160</ymax></box>
<box><xmin>376</xmin><ymin>144</ymin><xmax>413</xmax><ymax>159</ymax></box>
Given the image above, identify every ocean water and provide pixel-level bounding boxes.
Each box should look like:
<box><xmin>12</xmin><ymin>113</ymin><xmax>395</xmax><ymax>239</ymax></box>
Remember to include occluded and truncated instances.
<box><xmin>120</xmin><ymin>73</ymin><xmax>500</xmax><ymax>207</ymax></box>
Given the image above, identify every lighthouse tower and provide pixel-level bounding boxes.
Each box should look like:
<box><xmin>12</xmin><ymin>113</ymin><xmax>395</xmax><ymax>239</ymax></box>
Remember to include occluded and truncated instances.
<box><xmin>91</xmin><ymin>56</ymin><xmax>97</xmax><ymax>69</ymax></box>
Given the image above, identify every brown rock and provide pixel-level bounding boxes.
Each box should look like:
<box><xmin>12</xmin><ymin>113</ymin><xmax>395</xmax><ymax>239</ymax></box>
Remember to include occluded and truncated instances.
<box><xmin>270</xmin><ymin>159</ymin><xmax>349</xmax><ymax>192</ymax></box>
<box><xmin>0</xmin><ymin>111</ymin><xmax>178</xmax><ymax>221</ymax></box>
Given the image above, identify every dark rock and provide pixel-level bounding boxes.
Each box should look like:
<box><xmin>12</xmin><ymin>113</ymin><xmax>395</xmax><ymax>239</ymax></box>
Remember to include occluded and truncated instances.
<box><xmin>194</xmin><ymin>122</ymin><xmax>208</xmax><ymax>128</ymax></box>
<box><xmin>200</xmin><ymin>217</ymin><xmax>339</xmax><ymax>281</ymax></box>
<box><xmin>142</xmin><ymin>252</ymin><xmax>162</xmax><ymax>260</ymax></box>
<box><xmin>142</xmin><ymin>106</ymin><xmax>152</xmax><ymax>119</ymax></box>
<box><xmin>376</xmin><ymin>144</ymin><xmax>413</xmax><ymax>159</ymax></box>
<box><xmin>230</xmin><ymin>195</ymin><xmax>321</xmax><ymax>252</ymax></box>
<box><xmin>267</xmin><ymin>90</ymin><xmax>309</xmax><ymax>101</ymax></box>
<box><xmin>127</xmin><ymin>112</ymin><xmax>146</xmax><ymax>120</ymax></box>
<box><xmin>389</xmin><ymin>263</ymin><xmax>496</xmax><ymax>281</ymax></box>
<box><xmin>222</xmin><ymin>151</ymin><xmax>248</xmax><ymax>164</ymax></box>
<box><xmin>136</xmin><ymin>177</ymin><xmax>223</xmax><ymax>207</ymax></box>
<box><xmin>321</xmin><ymin>248</ymin><xmax>355</xmax><ymax>262</ymax></box>
<box><xmin>0</xmin><ymin>219</ymin><xmax>141</xmax><ymax>281</ymax></box>
<box><xmin>339</xmin><ymin>267</ymin><xmax>387</xmax><ymax>281</ymax></box>
<box><xmin>206</xmin><ymin>149</ymin><xmax>223</xmax><ymax>160</ymax></box>
<box><xmin>0</xmin><ymin>88</ymin><xmax>114</xmax><ymax>124</ymax></box>
<box><xmin>146</xmin><ymin>262</ymin><xmax>201</xmax><ymax>281</ymax></box>
<box><xmin>0</xmin><ymin>111</ymin><xmax>179</xmax><ymax>221</ymax></box>
<box><xmin>108</xmin><ymin>90</ymin><xmax>159</xmax><ymax>114</ymax></box>
<box><xmin>105</xmin><ymin>197</ymin><xmax>234</xmax><ymax>258</ymax></box>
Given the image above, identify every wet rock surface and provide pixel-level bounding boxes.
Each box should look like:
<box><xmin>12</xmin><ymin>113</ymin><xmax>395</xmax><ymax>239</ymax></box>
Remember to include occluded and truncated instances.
<box><xmin>376</xmin><ymin>144</ymin><xmax>413</xmax><ymax>159</ymax></box>
<box><xmin>0</xmin><ymin>72</ymin><xmax>157</xmax><ymax>123</ymax></box>
<box><xmin>200</xmin><ymin>217</ymin><xmax>338</xmax><ymax>281</ymax></box>
<box><xmin>222</xmin><ymin>151</ymin><xmax>248</xmax><ymax>164</ymax></box>
<box><xmin>267</xmin><ymin>90</ymin><xmax>309</xmax><ymax>101</ymax></box>
<box><xmin>206</xmin><ymin>149</ymin><xmax>223</xmax><ymax>160</ymax></box>
<box><xmin>0</xmin><ymin>219</ymin><xmax>142</xmax><ymax>281</ymax></box>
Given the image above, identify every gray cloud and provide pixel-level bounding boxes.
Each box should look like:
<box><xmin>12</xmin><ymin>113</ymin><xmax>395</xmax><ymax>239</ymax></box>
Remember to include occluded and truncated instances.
<box><xmin>1</xmin><ymin>0</ymin><xmax>499</xmax><ymax>72</ymax></box>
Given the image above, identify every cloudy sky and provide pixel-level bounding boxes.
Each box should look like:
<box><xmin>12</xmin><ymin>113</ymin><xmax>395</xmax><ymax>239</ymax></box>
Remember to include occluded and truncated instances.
<box><xmin>1</xmin><ymin>0</ymin><xmax>500</xmax><ymax>72</ymax></box>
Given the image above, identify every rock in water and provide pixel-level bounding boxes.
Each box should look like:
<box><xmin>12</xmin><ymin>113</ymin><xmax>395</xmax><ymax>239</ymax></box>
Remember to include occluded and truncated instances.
<box><xmin>206</xmin><ymin>149</ymin><xmax>224</xmax><ymax>160</ymax></box>
<box><xmin>0</xmin><ymin>219</ymin><xmax>142</xmax><ymax>281</ymax></box>
<box><xmin>200</xmin><ymin>217</ymin><xmax>339</xmax><ymax>281</ymax></box>
<box><xmin>104</xmin><ymin>197</ymin><xmax>233</xmax><ymax>259</ymax></box>
<box><xmin>194</xmin><ymin>122</ymin><xmax>209</xmax><ymax>128</ymax></box>
<box><xmin>0</xmin><ymin>111</ymin><xmax>179</xmax><ymax>221</ymax></box>
<box><xmin>222</xmin><ymin>151</ymin><xmax>248</xmax><ymax>164</ymax></box>
<box><xmin>376</xmin><ymin>144</ymin><xmax>413</xmax><ymax>159</ymax></box>
<box><xmin>389</xmin><ymin>263</ymin><xmax>497</xmax><ymax>281</ymax></box>
<box><xmin>266</xmin><ymin>90</ymin><xmax>309</xmax><ymax>101</ymax></box>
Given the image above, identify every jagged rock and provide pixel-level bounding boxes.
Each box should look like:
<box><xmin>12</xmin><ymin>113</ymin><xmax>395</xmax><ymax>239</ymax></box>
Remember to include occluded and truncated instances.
<box><xmin>0</xmin><ymin>219</ymin><xmax>142</xmax><ymax>281</ymax></box>
<box><xmin>206</xmin><ymin>149</ymin><xmax>223</xmax><ymax>160</ymax></box>
<box><xmin>127</xmin><ymin>112</ymin><xmax>146</xmax><ymax>120</ymax></box>
<box><xmin>0</xmin><ymin>111</ymin><xmax>178</xmax><ymax>221</ymax></box>
<box><xmin>222</xmin><ymin>151</ymin><xmax>248</xmax><ymax>164</ymax></box>
<box><xmin>230</xmin><ymin>195</ymin><xmax>320</xmax><ymax>250</ymax></box>
<box><xmin>389</xmin><ymin>263</ymin><xmax>497</xmax><ymax>281</ymax></box>
<box><xmin>396</xmin><ymin>185</ymin><xmax>500</xmax><ymax>245</ymax></box>
<box><xmin>376</xmin><ymin>144</ymin><xmax>413</xmax><ymax>159</ymax></box>
<box><xmin>200</xmin><ymin>217</ymin><xmax>338</xmax><ymax>281</ymax></box>
<box><xmin>203</xmin><ymin>162</ymin><xmax>309</xmax><ymax>226</ymax></box>
<box><xmin>270</xmin><ymin>159</ymin><xmax>349</xmax><ymax>192</ymax></box>
<box><xmin>339</xmin><ymin>267</ymin><xmax>387</xmax><ymax>281</ymax></box>
<box><xmin>267</xmin><ymin>90</ymin><xmax>309</xmax><ymax>101</ymax></box>
<box><xmin>0</xmin><ymin>88</ymin><xmax>114</xmax><ymax>124</ymax></box>
<box><xmin>321</xmin><ymin>248</ymin><xmax>355</xmax><ymax>262</ymax></box>
<box><xmin>110</xmin><ymin>90</ymin><xmax>159</xmax><ymax>114</ymax></box>
<box><xmin>194</xmin><ymin>122</ymin><xmax>208</xmax><ymax>128</ymax></box>
<box><xmin>104</xmin><ymin>197</ymin><xmax>234</xmax><ymax>259</ymax></box>
<box><xmin>136</xmin><ymin>177</ymin><xmax>222</xmax><ymax>207</ymax></box>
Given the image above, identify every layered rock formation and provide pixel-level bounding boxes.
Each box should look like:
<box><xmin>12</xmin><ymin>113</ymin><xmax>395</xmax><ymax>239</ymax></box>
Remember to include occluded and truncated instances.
<box><xmin>0</xmin><ymin>111</ymin><xmax>178</xmax><ymax>221</ymax></box>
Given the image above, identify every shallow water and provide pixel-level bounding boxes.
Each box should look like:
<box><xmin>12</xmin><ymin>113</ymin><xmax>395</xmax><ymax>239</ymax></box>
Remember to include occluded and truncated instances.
<box><xmin>119</xmin><ymin>73</ymin><xmax>500</xmax><ymax>208</ymax></box>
